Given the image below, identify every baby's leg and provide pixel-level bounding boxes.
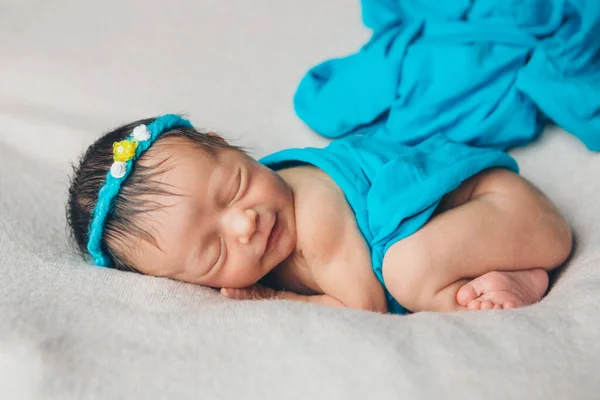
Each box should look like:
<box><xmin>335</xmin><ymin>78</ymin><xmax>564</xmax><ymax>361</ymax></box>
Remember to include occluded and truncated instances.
<box><xmin>382</xmin><ymin>169</ymin><xmax>572</xmax><ymax>312</ymax></box>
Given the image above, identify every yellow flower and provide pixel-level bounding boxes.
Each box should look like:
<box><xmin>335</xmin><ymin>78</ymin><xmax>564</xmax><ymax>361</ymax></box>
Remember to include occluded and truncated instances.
<box><xmin>113</xmin><ymin>139</ymin><xmax>138</xmax><ymax>162</ymax></box>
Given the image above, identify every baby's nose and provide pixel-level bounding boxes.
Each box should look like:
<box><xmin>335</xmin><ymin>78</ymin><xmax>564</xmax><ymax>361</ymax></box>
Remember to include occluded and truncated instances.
<box><xmin>224</xmin><ymin>208</ymin><xmax>258</xmax><ymax>244</ymax></box>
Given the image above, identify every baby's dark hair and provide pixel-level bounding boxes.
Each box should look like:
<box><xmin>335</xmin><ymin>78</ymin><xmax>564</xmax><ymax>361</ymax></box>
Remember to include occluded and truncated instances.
<box><xmin>66</xmin><ymin>116</ymin><xmax>242</xmax><ymax>272</ymax></box>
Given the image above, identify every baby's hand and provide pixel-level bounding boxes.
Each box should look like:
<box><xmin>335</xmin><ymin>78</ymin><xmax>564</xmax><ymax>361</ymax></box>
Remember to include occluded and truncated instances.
<box><xmin>222</xmin><ymin>285</ymin><xmax>348</xmax><ymax>309</ymax></box>
<box><xmin>220</xmin><ymin>284</ymin><xmax>278</xmax><ymax>300</ymax></box>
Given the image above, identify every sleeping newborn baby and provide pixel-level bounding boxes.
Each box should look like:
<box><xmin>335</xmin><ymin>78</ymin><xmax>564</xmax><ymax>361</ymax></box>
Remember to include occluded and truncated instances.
<box><xmin>67</xmin><ymin>115</ymin><xmax>572</xmax><ymax>314</ymax></box>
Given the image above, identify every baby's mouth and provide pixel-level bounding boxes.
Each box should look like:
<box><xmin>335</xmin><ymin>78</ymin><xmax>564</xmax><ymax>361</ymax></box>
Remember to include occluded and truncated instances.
<box><xmin>265</xmin><ymin>213</ymin><xmax>280</xmax><ymax>254</ymax></box>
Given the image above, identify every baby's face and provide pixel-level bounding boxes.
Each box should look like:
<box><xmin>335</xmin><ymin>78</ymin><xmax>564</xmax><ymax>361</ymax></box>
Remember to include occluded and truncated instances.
<box><xmin>125</xmin><ymin>136</ymin><xmax>297</xmax><ymax>289</ymax></box>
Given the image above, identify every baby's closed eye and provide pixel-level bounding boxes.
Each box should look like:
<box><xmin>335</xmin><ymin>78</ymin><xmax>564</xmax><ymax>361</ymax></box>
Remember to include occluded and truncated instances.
<box><xmin>227</xmin><ymin>168</ymin><xmax>245</xmax><ymax>204</ymax></box>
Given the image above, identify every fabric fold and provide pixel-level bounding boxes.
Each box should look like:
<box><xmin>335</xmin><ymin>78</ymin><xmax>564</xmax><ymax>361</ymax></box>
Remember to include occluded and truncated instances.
<box><xmin>294</xmin><ymin>0</ymin><xmax>600</xmax><ymax>150</ymax></box>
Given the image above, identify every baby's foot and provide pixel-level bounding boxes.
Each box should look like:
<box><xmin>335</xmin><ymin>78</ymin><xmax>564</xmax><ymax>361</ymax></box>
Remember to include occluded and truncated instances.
<box><xmin>456</xmin><ymin>269</ymin><xmax>549</xmax><ymax>310</ymax></box>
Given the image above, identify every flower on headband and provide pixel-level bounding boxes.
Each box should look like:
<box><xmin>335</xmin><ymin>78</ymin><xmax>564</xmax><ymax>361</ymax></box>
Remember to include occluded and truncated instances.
<box><xmin>110</xmin><ymin>161</ymin><xmax>127</xmax><ymax>179</ymax></box>
<box><xmin>131</xmin><ymin>124</ymin><xmax>151</xmax><ymax>141</ymax></box>
<box><xmin>113</xmin><ymin>139</ymin><xmax>138</xmax><ymax>162</ymax></box>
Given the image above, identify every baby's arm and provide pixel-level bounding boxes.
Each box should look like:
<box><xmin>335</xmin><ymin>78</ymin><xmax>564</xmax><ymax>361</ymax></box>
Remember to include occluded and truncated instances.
<box><xmin>244</xmin><ymin>164</ymin><xmax>388</xmax><ymax>313</ymax></box>
<box><xmin>221</xmin><ymin>286</ymin><xmax>345</xmax><ymax>308</ymax></box>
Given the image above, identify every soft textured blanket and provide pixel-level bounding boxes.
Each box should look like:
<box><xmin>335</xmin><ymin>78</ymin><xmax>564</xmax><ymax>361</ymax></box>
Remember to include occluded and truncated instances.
<box><xmin>1</xmin><ymin>1</ymin><xmax>600</xmax><ymax>399</ymax></box>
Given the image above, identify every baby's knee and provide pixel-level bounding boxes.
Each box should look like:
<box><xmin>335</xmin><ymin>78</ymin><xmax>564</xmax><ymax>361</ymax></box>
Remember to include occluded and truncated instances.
<box><xmin>478</xmin><ymin>169</ymin><xmax>573</xmax><ymax>267</ymax></box>
<box><xmin>537</xmin><ymin>212</ymin><xmax>573</xmax><ymax>268</ymax></box>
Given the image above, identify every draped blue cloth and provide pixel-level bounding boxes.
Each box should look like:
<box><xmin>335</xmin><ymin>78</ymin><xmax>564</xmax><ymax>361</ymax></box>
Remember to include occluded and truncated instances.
<box><xmin>294</xmin><ymin>0</ymin><xmax>600</xmax><ymax>150</ymax></box>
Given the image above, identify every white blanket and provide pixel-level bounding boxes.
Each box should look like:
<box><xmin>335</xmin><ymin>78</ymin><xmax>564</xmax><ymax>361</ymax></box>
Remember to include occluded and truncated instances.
<box><xmin>1</xmin><ymin>1</ymin><xmax>599</xmax><ymax>399</ymax></box>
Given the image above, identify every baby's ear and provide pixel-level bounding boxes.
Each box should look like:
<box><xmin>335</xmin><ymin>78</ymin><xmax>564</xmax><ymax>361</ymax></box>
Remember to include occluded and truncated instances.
<box><xmin>207</xmin><ymin>131</ymin><xmax>227</xmax><ymax>144</ymax></box>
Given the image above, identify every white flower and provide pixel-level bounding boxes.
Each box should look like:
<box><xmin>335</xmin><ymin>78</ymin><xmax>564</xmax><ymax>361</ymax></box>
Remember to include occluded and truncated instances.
<box><xmin>110</xmin><ymin>161</ymin><xmax>127</xmax><ymax>179</ymax></box>
<box><xmin>131</xmin><ymin>124</ymin><xmax>151</xmax><ymax>141</ymax></box>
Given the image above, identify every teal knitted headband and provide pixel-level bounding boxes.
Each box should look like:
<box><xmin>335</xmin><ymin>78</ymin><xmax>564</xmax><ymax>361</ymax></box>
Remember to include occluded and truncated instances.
<box><xmin>87</xmin><ymin>114</ymin><xmax>193</xmax><ymax>267</ymax></box>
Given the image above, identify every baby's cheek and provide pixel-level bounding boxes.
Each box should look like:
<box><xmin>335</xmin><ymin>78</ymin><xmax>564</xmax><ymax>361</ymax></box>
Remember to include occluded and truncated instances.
<box><xmin>220</xmin><ymin>262</ymin><xmax>263</xmax><ymax>289</ymax></box>
<box><xmin>160</xmin><ymin>265</ymin><xmax>207</xmax><ymax>287</ymax></box>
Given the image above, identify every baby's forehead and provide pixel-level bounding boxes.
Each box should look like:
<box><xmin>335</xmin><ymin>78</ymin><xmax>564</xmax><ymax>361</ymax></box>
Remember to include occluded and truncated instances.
<box><xmin>140</xmin><ymin>138</ymin><xmax>218</xmax><ymax>177</ymax></box>
<box><xmin>148</xmin><ymin>136</ymin><xmax>217</xmax><ymax>163</ymax></box>
<box><xmin>134</xmin><ymin>135</ymin><xmax>248</xmax><ymax>208</ymax></box>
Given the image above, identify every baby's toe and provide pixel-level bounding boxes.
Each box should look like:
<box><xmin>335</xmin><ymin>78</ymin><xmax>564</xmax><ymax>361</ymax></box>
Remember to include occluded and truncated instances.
<box><xmin>480</xmin><ymin>300</ymin><xmax>494</xmax><ymax>310</ymax></box>
<box><xmin>493</xmin><ymin>304</ymin><xmax>502</xmax><ymax>310</ymax></box>
<box><xmin>221</xmin><ymin>288</ymin><xmax>249</xmax><ymax>299</ymax></box>
<box><xmin>503</xmin><ymin>302</ymin><xmax>516</xmax><ymax>309</ymax></box>
<box><xmin>457</xmin><ymin>282</ymin><xmax>479</xmax><ymax>306</ymax></box>
<box><xmin>467</xmin><ymin>299</ymin><xmax>481</xmax><ymax>310</ymax></box>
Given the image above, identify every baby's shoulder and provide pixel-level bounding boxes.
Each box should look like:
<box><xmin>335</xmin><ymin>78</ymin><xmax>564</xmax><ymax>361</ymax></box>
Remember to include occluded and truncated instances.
<box><xmin>282</xmin><ymin>166</ymin><xmax>388</xmax><ymax>311</ymax></box>
<box><xmin>277</xmin><ymin>164</ymin><xmax>337</xmax><ymax>189</ymax></box>
<box><xmin>282</xmin><ymin>165</ymin><xmax>367</xmax><ymax>264</ymax></box>
<box><xmin>280</xmin><ymin>165</ymin><xmax>349</xmax><ymax>256</ymax></box>
<box><xmin>278</xmin><ymin>166</ymin><xmax>387</xmax><ymax>311</ymax></box>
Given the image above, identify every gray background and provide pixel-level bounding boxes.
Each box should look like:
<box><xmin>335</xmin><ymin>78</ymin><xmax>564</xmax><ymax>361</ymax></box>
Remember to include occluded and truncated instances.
<box><xmin>1</xmin><ymin>1</ymin><xmax>599</xmax><ymax>399</ymax></box>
